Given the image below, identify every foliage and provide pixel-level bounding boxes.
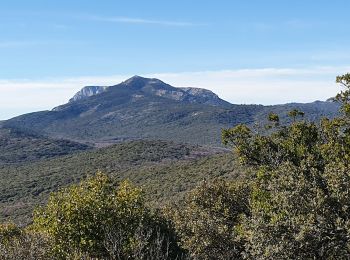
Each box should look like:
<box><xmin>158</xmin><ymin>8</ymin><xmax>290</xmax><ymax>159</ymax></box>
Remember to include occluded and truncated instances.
<box><xmin>336</xmin><ymin>73</ymin><xmax>350</xmax><ymax>116</ymax></box>
<box><xmin>168</xmin><ymin>180</ymin><xmax>250</xmax><ymax>259</ymax></box>
<box><xmin>287</xmin><ymin>108</ymin><xmax>304</xmax><ymax>122</ymax></box>
<box><xmin>0</xmin><ymin>223</ymin><xmax>22</xmax><ymax>244</ymax></box>
<box><xmin>267</xmin><ymin>112</ymin><xmax>279</xmax><ymax>123</ymax></box>
<box><xmin>267</xmin><ymin>112</ymin><xmax>279</xmax><ymax>128</ymax></box>
<box><xmin>0</xmin><ymin>223</ymin><xmax>51</xmax><ymax>260</ymax></box>
<box><xmin>220</xmin><ymin>73</ymin><xmax>350</xmax><ymax>258</ymax></box>
<box><xmin>31</xmin><ymin>172</ymin><xmax>184</xmax><ymax>259</ymax></box>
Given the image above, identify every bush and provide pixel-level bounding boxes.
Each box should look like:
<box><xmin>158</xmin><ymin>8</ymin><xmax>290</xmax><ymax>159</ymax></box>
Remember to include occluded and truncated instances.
<box><xmin>168</xmin><ymin>179</ymin><xmax>250</xmax><ymax>259</ymax></box>
<box><xmin>220</xmin><ymin>73</ymin><xmax>350</xmax><ymax>258</ymax></box>
<box><xmin>0</xmin><ymin>223</ymin><xmax>51</xmax><ymax>260</ymax></box>
<box><xmin>31</xmin><ymin>172</ymin><xmax>184</xmax><ymax>259</ymax></box>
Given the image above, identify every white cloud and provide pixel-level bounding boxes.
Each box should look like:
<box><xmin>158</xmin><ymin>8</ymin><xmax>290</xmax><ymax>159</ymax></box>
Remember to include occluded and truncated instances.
<box><xmin>150</xmin><ymin>67</ymin><xmax>347</xmax><ymax>104</ymax></box>
<box><xmin>89</xmin><ymin>16</ymin><xmax>200</xmax><ymax>26</ymax></box>
<box><xmin>0</xmin><ymin>66</ymin><xmax>348</xmax><ymax>120</ymax></box>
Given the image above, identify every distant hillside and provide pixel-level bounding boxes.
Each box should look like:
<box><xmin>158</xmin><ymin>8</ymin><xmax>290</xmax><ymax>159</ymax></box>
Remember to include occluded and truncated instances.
<box><xmin>0</xmin><ymin>140</ymin><xmax>237</xmax><ymax>225</ymax></box>
<box><xmin>255</xmin><ymin>100</ymin><xmax>340</xmax><ymax>125</ymax></box>
<box><xmin>2</xmin><ymin>76</ymin><xmax>340</xmax><ymax>146</ymax></box>
<box><xmin>0</xmin><ymin>127</ymin><xmax>91</xmax><ymax>164</ymax></box>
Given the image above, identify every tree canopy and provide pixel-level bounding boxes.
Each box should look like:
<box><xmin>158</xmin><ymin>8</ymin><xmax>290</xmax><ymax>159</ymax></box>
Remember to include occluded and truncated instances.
<box><xmin>219</xmin><ymin>73</ymin><xmax>350</xmax><ymax>258</ymax></box>
<box><xmin>31</xmin><ymin>172</ymin><xmax>184</xmax><ymax>259</ymax></box>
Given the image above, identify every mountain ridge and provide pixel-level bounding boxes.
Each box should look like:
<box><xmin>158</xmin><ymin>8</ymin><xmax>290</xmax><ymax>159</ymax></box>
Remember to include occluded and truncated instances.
<box><xmin>66</xmin><ymin>75</ymin><xmax>231</xmax><ymax>108</ymax></box>
<box><xmin>2</xmin><ymin>76</ymin><xmax>340</xmax><ymax>146</ymax></box>
<box><xmin>0</xmin><ymin>126</ymin><xmax>91</xmax><ymax>164</ymax></box>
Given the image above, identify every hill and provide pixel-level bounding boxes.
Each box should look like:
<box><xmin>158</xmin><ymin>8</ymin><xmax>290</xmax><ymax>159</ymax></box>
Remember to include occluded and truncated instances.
<box><xmin>0</xmin><ymin>127</ymin><xmax>91</xmax><ymax>164</ymax></box>
<box><xmin>2</xmin><ymin>76</ymin><xmax>340</xmax><ymax>146</ymax></box>
<box><xmin>0</xmin><ymin>140</ymin><xmax>241</xmax><ymax>225</ymax></box>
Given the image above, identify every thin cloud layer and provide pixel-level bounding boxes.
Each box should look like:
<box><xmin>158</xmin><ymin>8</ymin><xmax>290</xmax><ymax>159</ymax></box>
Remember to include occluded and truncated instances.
<box><xmin>89</xmin><ymin>16</ymin><xmax>199</xmax><ymax>26</ymax></box>
<box><xmin>0</xmin><ymin>67</ymin><xmax>346</xmax><ymax>120</ymax></box>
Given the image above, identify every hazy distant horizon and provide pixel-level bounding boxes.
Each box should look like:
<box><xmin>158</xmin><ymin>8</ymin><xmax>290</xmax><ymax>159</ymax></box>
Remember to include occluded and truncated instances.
<box><xmin>0</xmin><ymin>66</ymin><xmax>345</xmax><ymax>120</ymax></box>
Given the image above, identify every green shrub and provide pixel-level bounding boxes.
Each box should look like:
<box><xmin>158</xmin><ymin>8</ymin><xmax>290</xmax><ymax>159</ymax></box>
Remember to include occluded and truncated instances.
<box><xmin>168</xmin><ymin>179</ymin><xmax>250</xmax><ymax>259</ymax></box>
<box><xmin>31</xmin><ymin>172</ymin><xmax>184</xmax><ymax>259</ymax></box>
<box><xmin>0</xmin><ymin>223</ymin><xmax>51</xmax><ymax>260</ymax></box>
<box><xmin>221</xmin><ymin>73</ymin><xmax>350</xmax><ymax>258</ymax></box>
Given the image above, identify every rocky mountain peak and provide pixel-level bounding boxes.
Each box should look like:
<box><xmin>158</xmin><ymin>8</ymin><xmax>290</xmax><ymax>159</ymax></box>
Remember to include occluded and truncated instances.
<box><xmin>69</xmin><ymin>86</ymin><xmax>107</xmax><ymax>102</ymax></box>
<box><xmin>68</xmin><ymin>76</ymin><xmax>231</xmax><ymax>107</ymax></box>
<box><xmin>122</xmin><ymin>75</ymin><xmax>163</xmax><ymax>88</ymax></box>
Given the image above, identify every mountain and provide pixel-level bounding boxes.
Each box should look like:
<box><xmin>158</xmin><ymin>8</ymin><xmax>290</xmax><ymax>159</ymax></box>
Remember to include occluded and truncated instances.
<box><xmin>67</xmin><ymin>76</ymin><xmax>231</xmax><ymax>107</ymax></box>
<box><xmin>2</xmin><ymin>76</ymin><xmax>340</xmax><ymax>146</ymax></box>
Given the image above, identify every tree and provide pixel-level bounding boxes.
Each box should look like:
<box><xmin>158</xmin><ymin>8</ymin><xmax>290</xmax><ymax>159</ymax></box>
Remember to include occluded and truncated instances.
<box><xmin>336</xmin><ymin>73</ymin><xmax>350</xmax><ymax>117</ymax></box>
<box><xmin>31</xmin><ymin>172</ymin><xmax>184</xmax><ymax>259</ymax></box>
<box><xmin>287</xmin><ymin>109</ymin><xmax>304</xmax><ymax>122</ymax></box>
<box><xmin>267</xmin><ymin>112</ymin><xmax>279</xmax><ymax>123</ymax></box>
<box><xmin>221</xmin><ymin>73</ymin><xmax>350</xmax><ymax>258</ymax></box>
<box><xmin>167</xmin><ymin>179</ymin><xmax>250</xmax><ymax>259</ymax></box>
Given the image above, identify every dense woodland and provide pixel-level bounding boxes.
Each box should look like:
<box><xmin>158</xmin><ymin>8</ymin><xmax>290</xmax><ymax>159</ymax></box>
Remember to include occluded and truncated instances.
<box><xmin>0</xmin><ymin>141</ymin><xmax>236</xmax><ymax>225</ymax></box>
<box><xmin>2</xmin><ymin>74</ymin><xmax>350</xmax><ymax>259</ymax></box>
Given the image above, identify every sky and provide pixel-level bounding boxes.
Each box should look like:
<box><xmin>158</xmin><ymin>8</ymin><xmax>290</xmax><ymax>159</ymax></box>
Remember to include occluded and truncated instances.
<box><xmin>1</xmin><ymin>0</ymin><xmax>350</xmax><ymax>119</ymax></box>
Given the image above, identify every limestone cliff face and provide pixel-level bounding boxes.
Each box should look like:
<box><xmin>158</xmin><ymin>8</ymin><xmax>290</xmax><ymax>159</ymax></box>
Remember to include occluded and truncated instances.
<box><xmin>69</xmin><ymin>86</ymin><xmax>107</xmax><ymax>102</ymax></box>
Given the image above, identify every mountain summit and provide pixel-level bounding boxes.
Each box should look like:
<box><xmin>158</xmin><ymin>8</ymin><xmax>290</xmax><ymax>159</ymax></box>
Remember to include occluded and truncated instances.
<box><xmin>68</xmin><ymin>75</ymin><xmax>231</xmax><ymax>107</ymax></box>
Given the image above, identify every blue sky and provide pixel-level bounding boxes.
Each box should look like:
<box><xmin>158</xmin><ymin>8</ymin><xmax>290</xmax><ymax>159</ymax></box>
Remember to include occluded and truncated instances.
<box><xmin>1</xmin><ymin>0</ymin><xmax>350</xmax><ymax>119</ymax></box>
